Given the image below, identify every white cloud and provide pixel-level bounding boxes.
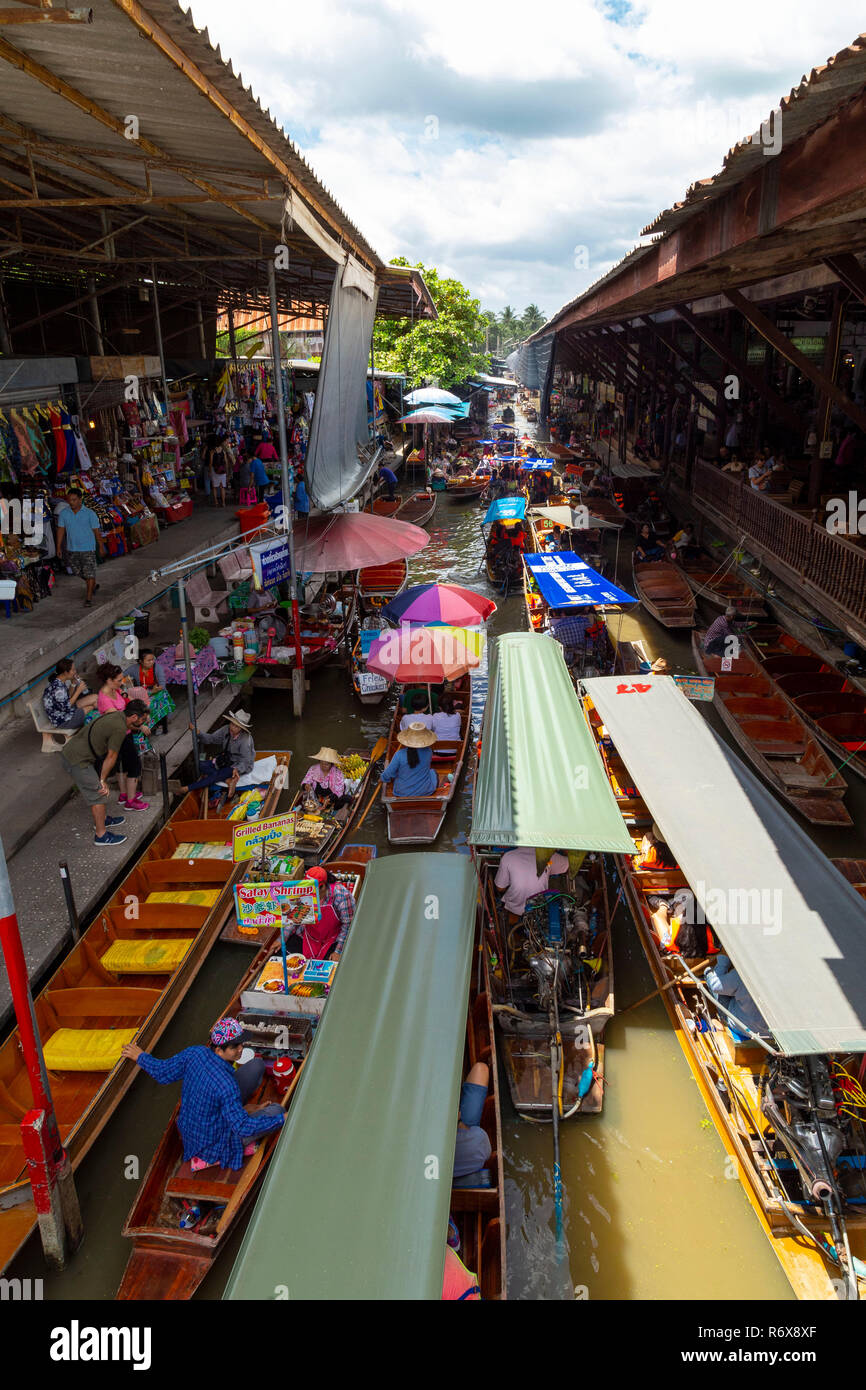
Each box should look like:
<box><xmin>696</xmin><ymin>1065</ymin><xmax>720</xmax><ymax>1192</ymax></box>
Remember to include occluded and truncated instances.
<box><xmin>188</xmin><ymin>0</ymin><xmax>865</xmax><ymax>315</ymax></box>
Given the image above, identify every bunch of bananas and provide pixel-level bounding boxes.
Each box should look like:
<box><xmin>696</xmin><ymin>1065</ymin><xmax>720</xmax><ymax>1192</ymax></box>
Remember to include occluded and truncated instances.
<box><xmin>340</xmin><ymin>754</ymin><xmax>368</xmax><ymax>779</ymax></box>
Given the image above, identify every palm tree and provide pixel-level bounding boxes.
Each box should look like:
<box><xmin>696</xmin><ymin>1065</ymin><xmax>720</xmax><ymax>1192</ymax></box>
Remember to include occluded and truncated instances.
<box><xmin>480</xmin><ymin>309</ymin><xmax>501</xmax><ymax>354</ymax></box>
<box><xmin>498</xmin><ymin>305</ymin><xmax>519</xmax><ymax>349</ymax></box>
<box><xmin>520</xmin><ymin>304</ymin><xmax>546</xmax><ymax>335</ymax></box>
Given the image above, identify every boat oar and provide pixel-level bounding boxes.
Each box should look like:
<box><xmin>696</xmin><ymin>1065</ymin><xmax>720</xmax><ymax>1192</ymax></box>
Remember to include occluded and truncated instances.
<box><xmin>354</xmin><ymin>736</ymin><xmax>388</xmax><ymax>829</ymax></box>
<box><xmin>619</xmin><ymin>959</ymin><xmax>710</xmax><ymax>1015</ymax></box>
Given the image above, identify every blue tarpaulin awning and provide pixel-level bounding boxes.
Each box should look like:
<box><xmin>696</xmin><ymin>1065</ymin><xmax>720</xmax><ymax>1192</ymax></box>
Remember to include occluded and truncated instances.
<box><xmin>524</xmin><ymin>552</ymin><xmax>636</xmax><ymax>609</ymax></box>
<box><xmin>484</xmin><ymin>497</ymin><xmax>527</xmax><ymax>524</ymax></box>
<box><xmin>520</xmin><ymin>459</ymin><xmax>556</xmax><ymax>470</ymax></box>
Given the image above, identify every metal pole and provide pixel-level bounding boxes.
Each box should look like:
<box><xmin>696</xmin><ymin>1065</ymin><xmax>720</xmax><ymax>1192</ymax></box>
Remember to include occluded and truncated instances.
<box><xmin>58</xmin><ymin>862</ymin><xmax>79</xmax><ymax>945</ymax></box>
<box><xmin>177</xmin><ymin>576</ymin><xmax>201</xmax><ymax>776</ymax></box>
<box><xmin>159</xmin><ymin>751</ymin><xmax>170</xmax><ymax>820</ymax></box>
<box><xmin>268</xmin><ymin>259</ymin><xmax>304</xmax><ymax>708</ymax></box>
<box><xmin>150</xmin><ymin>260</ymin><xmax>171</xmax><ymax>414</ymax></box>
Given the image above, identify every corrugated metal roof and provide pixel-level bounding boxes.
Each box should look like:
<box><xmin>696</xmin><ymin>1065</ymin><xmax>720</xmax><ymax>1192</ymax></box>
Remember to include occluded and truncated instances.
<box><xmin>643</xmin><ymin>33</ymin><xmax>866</xmax><ymax>239</ymax></box>
<box><xmin>0</xmin><ymin>0</ymin><xmax>434</xmax><ymax>318</ymax></box>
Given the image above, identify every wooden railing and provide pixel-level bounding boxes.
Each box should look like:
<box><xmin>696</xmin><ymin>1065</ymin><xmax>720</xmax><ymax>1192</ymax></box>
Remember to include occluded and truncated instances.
<box><xmin>692</xmin><ymin>461</ymin><xmax>866</xmax><ymax>633</ymax></box>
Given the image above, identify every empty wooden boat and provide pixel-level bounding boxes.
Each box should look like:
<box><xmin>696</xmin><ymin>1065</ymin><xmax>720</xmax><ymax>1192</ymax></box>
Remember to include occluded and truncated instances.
<box><xmin>833</xmin><ymin>859</ymin><xmax>866</xmax><ymax>899</ymax></box>
<box><xmin>368</xmin><ymin>496</ymin><xmax>401</xmax><ymax>518</ymax></box>
<box><xmin>381</xmin><ymin>688</ymin><xmax>471</xmax><ymax>844</ymax></box>
<box><xmin>446</xmin><ymin>476</ymin><xmax>487</xmax><ymax>501</ymax></box>
<box><xmin>632</xmin><ymin>560</ymin><xmax>696</xmax><ymax>628</ymax></box>
<box><xmin>357</xmin><ymin>558</ymin><xmax>408</xmax><ymax>613</ymax></box>
<box><xmin>395</xmin><ymin>490</ymin><xmax>437</xmax><ymax>526</ymax></box>
<box><xmin>692</xmin><ymin>633</ymin><xmax>851</xmax><ymax>826</ymax></box>
<box><xmin>676</xmin><ymin>551</ymin><xmax>767</xmax><ymax>617</ymax></box>
<box><xmin>744</xmin><ymin>626</ymin><xmax>866</xmax><ymax>782</ymax></box>
<box><xmin>0</xmin><ymin>753</ymin><xmax>289</xmax><ymax>1273</ymax></box>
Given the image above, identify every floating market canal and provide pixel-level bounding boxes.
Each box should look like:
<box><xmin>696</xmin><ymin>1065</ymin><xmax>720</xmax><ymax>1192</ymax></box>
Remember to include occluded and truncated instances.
<box><xmin>21</xmin><ymin>433</ymin><xmax>862</xmax><ymax>1300</ymax></box>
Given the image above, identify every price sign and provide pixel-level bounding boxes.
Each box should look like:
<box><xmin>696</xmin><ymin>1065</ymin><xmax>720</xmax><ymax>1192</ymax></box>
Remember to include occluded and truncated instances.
<box><xmin>357</xmin><ymin>671</ymin><xmax>388</xmax><ymax>693</ymax></box>
<box><xmin>233</xmin><ymin>811</ymin><xmax>297</xmax><ymax>862</ymax></box>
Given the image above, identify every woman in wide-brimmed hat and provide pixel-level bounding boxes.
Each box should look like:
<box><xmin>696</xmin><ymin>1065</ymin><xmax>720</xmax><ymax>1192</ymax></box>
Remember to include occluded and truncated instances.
<box><xmin>380</xmin><ymin>720</ymin><xmax>438</xmax><ymax>799</ymax></box>
<box><xmin>301</xmin><ymin>745</ymin><xmax>347</xmax><ymax>813</ymax></box>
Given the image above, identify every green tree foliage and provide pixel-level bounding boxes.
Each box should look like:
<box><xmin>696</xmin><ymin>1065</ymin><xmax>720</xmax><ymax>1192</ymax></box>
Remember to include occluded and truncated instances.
<box><xmin>373</xmin><ymin>258</ymin><xmax>490</xmax><ymax>389</ymax></box>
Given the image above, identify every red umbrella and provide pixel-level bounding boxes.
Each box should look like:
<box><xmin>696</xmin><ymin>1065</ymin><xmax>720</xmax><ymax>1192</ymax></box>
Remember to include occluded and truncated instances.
<box><xmin>292</xmin><ymin>512</ymin><xmax>429</xmax><ymax>573</ymax></box>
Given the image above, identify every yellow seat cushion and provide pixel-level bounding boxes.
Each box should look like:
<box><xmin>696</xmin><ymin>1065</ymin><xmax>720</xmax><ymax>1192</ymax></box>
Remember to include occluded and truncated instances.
<box><xmin>145</xmin><ymin>889</ymin><xmax>221</xmax><ymax>907</ymax></box>
<box><xmin>43</xmin><ymin>1028</ymin><xmax>138</xmax><ymax>1072</ymax></box>
<box><xmin>100</xmin><ymin>938</ymin><xmax>192</xmax><ymax>974</ymax></box>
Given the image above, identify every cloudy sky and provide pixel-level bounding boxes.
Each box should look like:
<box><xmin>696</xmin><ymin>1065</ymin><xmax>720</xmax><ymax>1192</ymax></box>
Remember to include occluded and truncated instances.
<box><xmin>188</xmin><ymin>0</ymin><xmax>864</xmax><ymax>322</ymax></box>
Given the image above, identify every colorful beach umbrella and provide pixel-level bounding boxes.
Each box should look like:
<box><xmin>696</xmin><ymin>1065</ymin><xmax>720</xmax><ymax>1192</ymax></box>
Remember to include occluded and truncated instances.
<box><xmin>382</xmin><ymin>582</ymin><xmax>496</xmax><ymax>627</ymax></box>
<box><xmin>367</xmin><ymin>625</ymin><xmax>484</xmax><ymax>683</ymax></box>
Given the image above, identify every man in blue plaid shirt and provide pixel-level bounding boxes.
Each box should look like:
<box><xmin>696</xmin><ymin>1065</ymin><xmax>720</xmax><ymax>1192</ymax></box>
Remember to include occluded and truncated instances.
<box><xmin>550</xmin><ymin>608</ymin><xmax>595</xmax><ymax>667</ymax></box>
<box><xmin>122</xmin><ymin>1018</ymin><xmax>283</xmax><ymax>1171</ymax></box>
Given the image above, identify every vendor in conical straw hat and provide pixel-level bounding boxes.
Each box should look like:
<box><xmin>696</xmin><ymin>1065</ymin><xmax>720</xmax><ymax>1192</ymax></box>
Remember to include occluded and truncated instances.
<box><xmin>301</xmin><ymin>746</ymin><xmax>347</xmax><ymax>812</ymax></box>
<box><xmin>380</xmin><ymin>721</ymin><xmax>438</xmax><ymax>799</ymax></box>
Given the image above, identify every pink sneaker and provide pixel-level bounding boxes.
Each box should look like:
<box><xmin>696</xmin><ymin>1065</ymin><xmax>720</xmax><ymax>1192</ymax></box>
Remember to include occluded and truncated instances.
<box><xmin>125</xmin><ymin>795</ymin><xmax>150</xmax><ymax>811</ymax></box>
<box><xmin>118</xmin><ymin>794</ymin><xmax>128</xmax><ymax>806</ymax></box>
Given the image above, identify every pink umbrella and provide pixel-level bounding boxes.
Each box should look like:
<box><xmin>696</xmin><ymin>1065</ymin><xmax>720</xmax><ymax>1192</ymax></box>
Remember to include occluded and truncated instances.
<box><xmin>367</xmin><ymin>625</ymin><xmax>484</xmax><ymax>683</ymax></box>
<box><xmin>292</xmin><ymin>512</ymin><xmax>429</xmax><ymax>573</ymax></box>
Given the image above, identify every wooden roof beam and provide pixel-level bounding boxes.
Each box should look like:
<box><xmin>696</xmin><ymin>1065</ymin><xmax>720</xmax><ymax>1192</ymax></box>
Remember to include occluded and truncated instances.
<box><xmin>0</xmin><ymin>33</ymin><xmax>276</xmax><ymax>233</ymax></box>
<box><xmin>724</xmin><ymin>287</ymin><xmax>866</xmax><ymax>435</ymax></box>
<box><xmin>823</xmin><ymin>253</ymin><xmax>866</xmax><ymax>309</ymax></box>
<box><xmin>669</xmin><ymin>305</ymin><xmax>805</xmax><ymax>432</ymax></box>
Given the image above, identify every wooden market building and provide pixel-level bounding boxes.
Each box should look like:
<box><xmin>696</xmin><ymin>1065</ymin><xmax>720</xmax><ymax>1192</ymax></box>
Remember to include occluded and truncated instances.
<box><xmin>522</xmin><ymin>33</ymin><xmax>866</xmax><ymax>649</ymax></box>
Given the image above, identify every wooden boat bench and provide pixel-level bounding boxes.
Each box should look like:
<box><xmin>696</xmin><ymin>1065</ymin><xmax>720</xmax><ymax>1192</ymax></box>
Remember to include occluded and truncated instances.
<box><xmin>165</xmin><ymin>1160</ymin><xmax>245</xmax><ymax>1203</ymax></box>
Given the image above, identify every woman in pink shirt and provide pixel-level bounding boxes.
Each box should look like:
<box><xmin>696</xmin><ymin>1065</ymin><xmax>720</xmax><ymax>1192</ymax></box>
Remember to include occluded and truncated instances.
<box><xmin>95</xmin><ymin>664</ymin><xmax>149</xmax><ymax>810</ymax></box>
<box><xmin>301</xmin><ymin>747</ymin><xmax>346</xmax><ymax>813</ymax></box>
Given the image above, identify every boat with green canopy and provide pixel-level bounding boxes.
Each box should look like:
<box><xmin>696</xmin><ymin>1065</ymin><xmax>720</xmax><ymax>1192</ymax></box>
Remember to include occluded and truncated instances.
<box><xmin>581</xmin><ymin>672</ymin><xmax>866</xmax><ymax>1301</ymax></box>
<box><xmin>470</xmin><ymin>632</ymin><xmax>634</xmax><ymax>1127</ymax></box>
<box><xmin>223</xmin><ymin>853</ymin><xmax>506</xmax><ymax>1301</ymax></box>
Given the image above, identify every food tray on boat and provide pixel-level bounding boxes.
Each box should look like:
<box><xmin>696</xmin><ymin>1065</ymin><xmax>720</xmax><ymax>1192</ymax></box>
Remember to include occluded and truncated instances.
<box><xmin>241</xmin><ymin>955</ymin><xmax>338</xmax><ymax>1015</ymax></box>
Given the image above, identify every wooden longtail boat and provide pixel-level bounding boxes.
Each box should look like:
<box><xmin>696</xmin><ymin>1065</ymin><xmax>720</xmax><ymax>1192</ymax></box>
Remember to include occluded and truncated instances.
<box><xmin>745</xmin><ymin>626</ymin><xmax>866</xmax><ymax>783</ymax></box>
<box><xmin>446</xmin><ymin>476</ymin><xmax>487</xmax><ymax>502</ymax></box>
<box><xmin>482</xmin><ymin>512</ymin><xmax>535</xmax><ymax>590</ymax></box>
<box><xmin>580</xmin><ymin>683</ymin><xmax>866</xmax><ymax>1301</ymax></box>
<box><xmin>632</xmin><ymin>560</ymin><xmax>696</xmax><ymax>628</ymax></box>
<box><xmin>833</xmin><ymin>859</ymin><xmax>866</xmax><ymax>900</ymax></box>
<box><xmin>395</xmin><ymin>490</ymin><xmax>437</xmax><ymax>526</ymax></box>
<box><xmin>576</xmin><ymin>494</ymin><xmax>626</xmax><ymax>529</ymax></box>
<box><xmin>522</xmin><ymin>556</ymin><xmax>547</xmax><ymax>633</ymax></box>
<box><xmin>117</xmin><ymin>940</ymin><xmax>303</xmax><ymax>1300</ymax></box>
<box><xmin>0</xmin><ymin>754</ymin><xmax>289</xmax><ymax>1273</ymax></box>
<box><xmin>692</xmin><ymin>631</ymin><xmax>851</xmax><ymax>826</ymax></box>
<box><xmin>451</xmin><ymin>945</ymin><xmax>507</xmax><ymax>1299</ymax></box>
<box><xmin>381</xmin><ymin>687</ymin><xmax>472</xmax><ymax>844</ymax></box>
<box><xmin>368</xmin><ymin>495</ymin><xmax>401</xmax><ymax>518</ymax></box>
<box><xmin>118</xmin><ymin>854</ymin><xmax>370</xmax><ymax>1299</ymax></box>
<box><xmin>480</xmin><ymin>857</ymin><xmax>613</xmax><ymax>1117</ymax></box>
<box><xmin>357</xmin><ymin>558</ymin><xmax>409</xmax><ymax>613</ymax></box>
<box><xmin>287</xmin><ymin>748</ymin><xmax>376</xmax><ymax>863</ymax></box>
<box><xmin>676</xmin><ymin>551</ymin><xmax>767</xmax><ymax>617</ymax></box>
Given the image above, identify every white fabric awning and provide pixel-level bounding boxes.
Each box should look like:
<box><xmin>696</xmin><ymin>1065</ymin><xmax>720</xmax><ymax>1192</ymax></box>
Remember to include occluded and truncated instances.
<box><xmin>582</xmin><ymin>674</ymin><xmax>866</xmax><ymax>1056</ymax></box>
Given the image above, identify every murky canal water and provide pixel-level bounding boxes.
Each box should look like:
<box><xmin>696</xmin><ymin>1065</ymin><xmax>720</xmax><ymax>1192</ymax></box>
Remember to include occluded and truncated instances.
<box><xmin>15</xmin><ymin>429</ymin><xmax>866</xmax><ymax>1301</ymax></box>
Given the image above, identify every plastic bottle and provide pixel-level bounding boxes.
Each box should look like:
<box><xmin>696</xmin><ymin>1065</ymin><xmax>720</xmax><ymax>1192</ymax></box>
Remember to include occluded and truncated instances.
<box><xmin>179</xmin><ymin>1203</ymin><xmax>201</xmax><ymax>1229</ymax></box>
